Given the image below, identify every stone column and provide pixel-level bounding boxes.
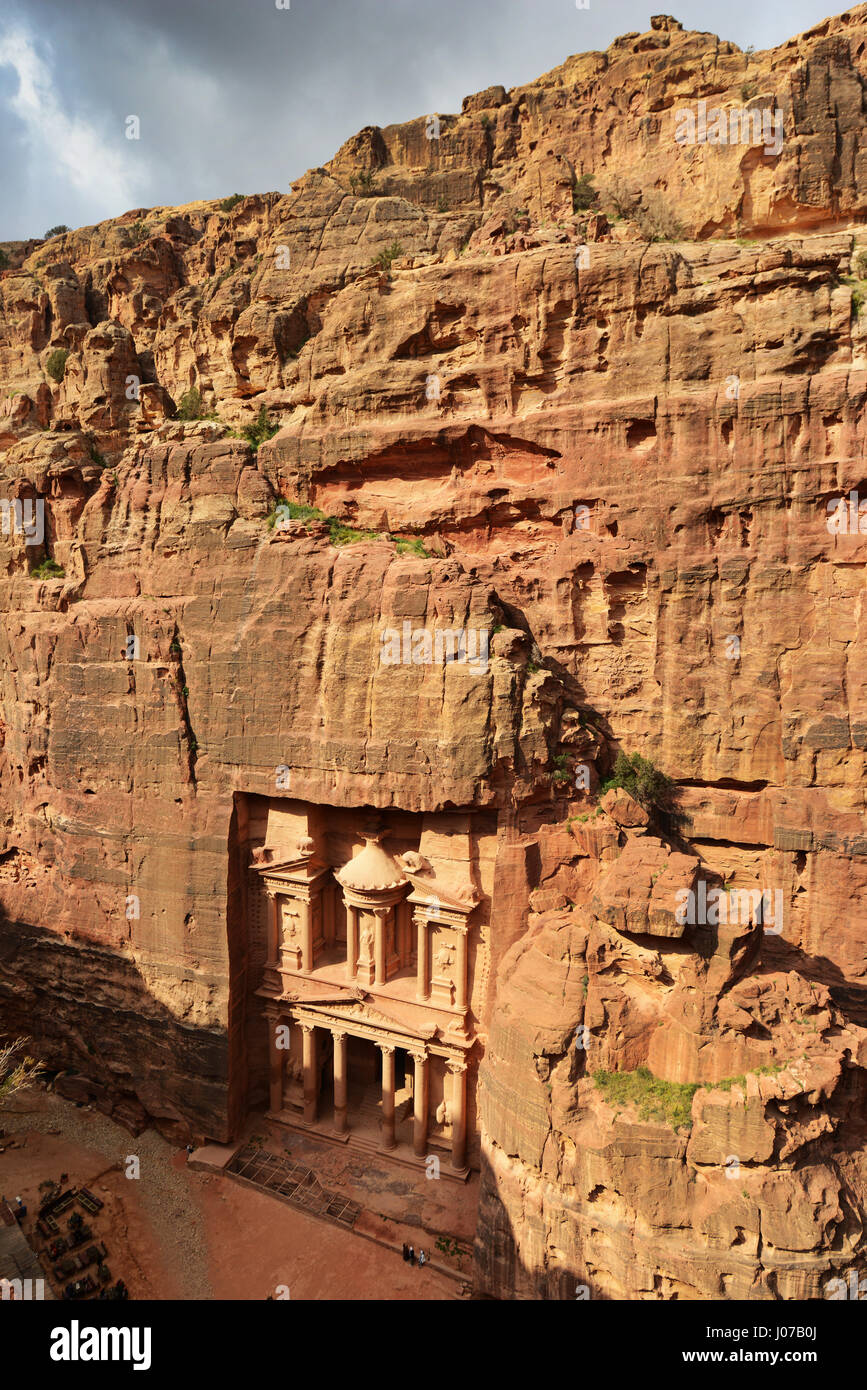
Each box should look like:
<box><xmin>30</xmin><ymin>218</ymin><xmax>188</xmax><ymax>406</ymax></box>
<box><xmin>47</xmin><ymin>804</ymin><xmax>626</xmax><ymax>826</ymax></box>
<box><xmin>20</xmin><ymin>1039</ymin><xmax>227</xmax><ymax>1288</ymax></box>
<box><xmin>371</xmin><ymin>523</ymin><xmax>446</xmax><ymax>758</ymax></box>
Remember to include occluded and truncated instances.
<box><xmin>333</xmin><ymin>1031</ymin><xmax>348</xmax><ymax>1134</ymax></box>
<box><xmin>267</xmin><ymin>1014</ymin><xmax>284</xmax><ymax>1113</ymax></box>
<box><xmin>380</xmin><ymin>1044</ymin><xmax>396</xmax><ymax>1151</ymax></box>
<box><xmin>447</xmin><ymin>1061</ymin><xmax>467</xmax><ymax>1171</ymax></box>
<box><xmin>300</xmin><ymin>896</ymin><xmax>313</xmax><ymax>973</ymax></box>
<box><xmin>266</xmin><ymin>891</ymin><xmax>279</xmax><ymax>967</ymax></box>
<box><xmin>301</xmin><ymin>1024</ymin><xmax>318</xmax><ymax>1123</ymax></box>
<box><xmin>374</xmin><ymin>907</ymin><xmax>388</xmax><ymax>986</ymax></box>
<box><xmin>415</xmin><ymin>910</ymin><xmax>430</xmax><ymax>1001</ymax></box>
<box><xmin>454</xmin><ymin>930</ymin><xmax>468</xmax><ymax>1012</ymax></box>
<box><xmin>346</xmin><ymin>904</ymin><xmax>358</xmax><ymax>981</ymax></box>
<box><xmin>412</xmin><ymin>1050</ymin><xmax>428</xmax><ymax>1157</ymax></box>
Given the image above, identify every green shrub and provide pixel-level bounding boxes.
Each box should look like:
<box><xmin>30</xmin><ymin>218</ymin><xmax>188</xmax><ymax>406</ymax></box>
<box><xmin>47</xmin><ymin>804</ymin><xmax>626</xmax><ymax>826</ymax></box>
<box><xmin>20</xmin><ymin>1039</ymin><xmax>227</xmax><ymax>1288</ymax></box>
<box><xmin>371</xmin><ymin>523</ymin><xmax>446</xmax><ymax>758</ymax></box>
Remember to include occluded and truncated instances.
<box><xmin>394</xmin><ymin>536</ymin><xmax>428</xmax><ymax>556</ymax></box>
<box><xmin>242</xmin><ymin>404</ymin><xmax>279</xmax><ymax>452</ymax></box>
<box><xmin>45</xmin><ymin>348</ymin><xmax>69</xmax><ymax>383</ymax></box>
<box><xmin>30</xmin><ymin>558</ymin><xmax>65</xmax><ymax>580</ymax></box>
<box><xmin>44</xmin><ymin>224</ymin><xmax>70</xmax><ymax>239</ymax></box>
<box><xmin>374</xmin><ymin>240</ymin><xmax>404</xmax><ymax>272</ymax></box>
<box><xmin>552</xmin><ymin>752</ymin><xmax>572</xmax><ymax>784</ymax></box>
<box><xmin>854</xmin><ymin>249</ymin><xmax>867</xmax><ymax>279</ymax></box>
<box><xmin>350</xmin><ymin>171</ymin><xmax>378</xmax><ymax>197</ymax></box>
<box><xmin>126</xmin><ymin>220</ymin><xmax>149</xmax><ymax>246</ymax></box>
<box><xmin>267</xmin><ymin>497</ymin><xmax>429</xmax><ymax>553</ymax></box>
<box><xmin>436</xmin><ymin>196</ymin><xmax>449</xmax><ymax>213</ymax></box>
<box><xmin>572</xmin><ymin>174</ymin><xmax>597</xmax><ymax>213</ymax></box>
<box><xmin>328</xmin><ymin>520</ymin><xmax>380</xmax><ymax>545</ymax></box>
<box><xmin>177</xmin><ymin>387</ymin><xmax>206</xmax><ymax>420</ymax></box>
<box><xmin>0</xmin><ymin>249</ymin><xmax>8</xmax><ymax>271</ymax></box>
<box><xmin>267</xmin><ymin>499</ymin><xmax>326</xmax><ymax>529</ymax></box>
<box><xmin>89</xmin><ymin>442</ymin><xmax>107</xmax><ymax>468</ymax></box>
<box><xmin>600</xmin><ymin>750</ymin><xmax>675</xmax><ymax>814</ymax></box>
<box><xmin>219</xmin><ymin>193</ymin><xmax>244</xmax><ymax>213</ymax></box>
<box><xmin>712</xmin><ymin>1063</ymin><xmax>785</xmax><ymax>1093</ymax></box>
<box><xmin>592</xmin><ymin>1065</ymin><xmax>698</xmax><ymax>1129</ymax></box>
<box><xmin>843</xmin><ymin>275</ymin><xmax>867</xmax><ymax>316</ymax></box>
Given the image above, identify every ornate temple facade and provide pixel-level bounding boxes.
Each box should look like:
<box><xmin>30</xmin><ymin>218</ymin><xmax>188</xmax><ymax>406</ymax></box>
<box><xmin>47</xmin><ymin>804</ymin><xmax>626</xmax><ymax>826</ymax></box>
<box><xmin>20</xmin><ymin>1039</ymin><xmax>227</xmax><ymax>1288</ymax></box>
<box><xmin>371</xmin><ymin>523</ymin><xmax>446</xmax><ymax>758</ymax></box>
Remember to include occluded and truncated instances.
<box><xmin>245</xmin><ymin>799</ymin><xmax>493</xmax><ymax>1175</ymax></box>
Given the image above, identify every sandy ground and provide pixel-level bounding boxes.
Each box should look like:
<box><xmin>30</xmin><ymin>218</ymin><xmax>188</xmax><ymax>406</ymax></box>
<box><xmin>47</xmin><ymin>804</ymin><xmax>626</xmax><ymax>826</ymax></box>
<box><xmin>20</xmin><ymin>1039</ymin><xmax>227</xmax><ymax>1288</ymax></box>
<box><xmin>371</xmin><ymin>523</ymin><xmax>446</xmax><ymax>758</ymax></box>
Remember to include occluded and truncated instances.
<box><xmin>0</xmin><ymin>1090</ymin><xmax>464</xmax><ymax>1300</ymax></box>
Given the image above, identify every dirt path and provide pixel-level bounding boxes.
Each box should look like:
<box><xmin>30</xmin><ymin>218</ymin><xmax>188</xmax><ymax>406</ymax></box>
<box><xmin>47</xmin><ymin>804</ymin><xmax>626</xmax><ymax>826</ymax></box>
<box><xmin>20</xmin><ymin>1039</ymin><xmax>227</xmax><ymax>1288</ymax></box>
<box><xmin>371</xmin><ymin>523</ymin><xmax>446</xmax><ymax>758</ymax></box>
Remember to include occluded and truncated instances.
<box><xmin>0</xmin><ymin>1092</ymin><xmax>455</xmax><ymax>1299</ymax></box>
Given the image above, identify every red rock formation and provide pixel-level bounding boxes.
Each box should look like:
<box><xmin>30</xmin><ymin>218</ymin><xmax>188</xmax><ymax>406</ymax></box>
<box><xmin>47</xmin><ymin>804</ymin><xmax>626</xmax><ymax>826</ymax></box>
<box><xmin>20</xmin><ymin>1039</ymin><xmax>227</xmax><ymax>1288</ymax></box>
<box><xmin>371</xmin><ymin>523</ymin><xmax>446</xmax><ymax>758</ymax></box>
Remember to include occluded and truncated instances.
<box><xmin>1</xmin><ymin>8</ymin><xmax>866</xmax><ymax>1297</ymax></box>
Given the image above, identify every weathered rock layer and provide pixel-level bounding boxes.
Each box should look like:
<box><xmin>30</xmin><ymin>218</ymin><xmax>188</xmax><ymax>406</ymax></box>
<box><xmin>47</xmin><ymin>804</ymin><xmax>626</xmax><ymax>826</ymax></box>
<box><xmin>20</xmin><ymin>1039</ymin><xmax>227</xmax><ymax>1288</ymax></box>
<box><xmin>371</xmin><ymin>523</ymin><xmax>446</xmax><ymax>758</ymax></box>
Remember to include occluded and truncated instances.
<box><xmin>1</xmin><ymin>8</ymin><xmax>866</xmax><ymax>1297</ymax></box>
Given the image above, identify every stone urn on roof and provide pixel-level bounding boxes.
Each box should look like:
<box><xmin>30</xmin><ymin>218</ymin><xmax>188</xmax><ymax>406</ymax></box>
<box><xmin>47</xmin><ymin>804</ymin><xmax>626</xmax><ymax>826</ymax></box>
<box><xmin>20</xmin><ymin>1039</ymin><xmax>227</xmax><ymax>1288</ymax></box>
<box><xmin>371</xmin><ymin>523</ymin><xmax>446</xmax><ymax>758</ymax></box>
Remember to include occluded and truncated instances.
<box><xmin>335</xmin><ymin>832</ymin><xmax>408</xmax><ymax>986</ymax></box>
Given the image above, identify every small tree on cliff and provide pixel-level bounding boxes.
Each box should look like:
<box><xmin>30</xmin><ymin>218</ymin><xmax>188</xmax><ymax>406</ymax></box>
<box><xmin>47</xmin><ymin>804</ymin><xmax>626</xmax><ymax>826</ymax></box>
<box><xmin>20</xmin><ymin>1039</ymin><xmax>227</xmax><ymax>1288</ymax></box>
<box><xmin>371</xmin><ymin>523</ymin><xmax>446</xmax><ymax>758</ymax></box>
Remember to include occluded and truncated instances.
<box><xmin>0</xmin><ymin>1037</ymin><xmax>45</xmax><ymax>1107</ymax></box>
<box><xmin>600</xmin><ymin>751</ymin><xmax>677</xmax><ymax>817</ymax></box>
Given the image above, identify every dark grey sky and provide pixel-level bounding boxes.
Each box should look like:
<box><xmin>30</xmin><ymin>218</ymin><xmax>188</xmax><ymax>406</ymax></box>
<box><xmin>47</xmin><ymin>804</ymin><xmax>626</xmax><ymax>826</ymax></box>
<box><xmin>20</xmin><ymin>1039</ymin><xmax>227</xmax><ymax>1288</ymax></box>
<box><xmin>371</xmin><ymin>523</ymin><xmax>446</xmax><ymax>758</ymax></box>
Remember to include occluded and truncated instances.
<box><xmin>0</xmin><ymin>0</ymin><xmax>844</xmax><ymax>240</ymax></box>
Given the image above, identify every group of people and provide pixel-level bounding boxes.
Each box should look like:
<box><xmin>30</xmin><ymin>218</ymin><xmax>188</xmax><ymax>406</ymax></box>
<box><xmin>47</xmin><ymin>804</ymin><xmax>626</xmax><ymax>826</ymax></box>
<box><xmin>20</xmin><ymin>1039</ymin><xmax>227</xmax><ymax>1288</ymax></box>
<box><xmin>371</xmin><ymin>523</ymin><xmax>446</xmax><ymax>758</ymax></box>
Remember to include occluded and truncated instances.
<box><xmin>401</xmin><ymin>1243</ymin><xmax>427</xmax><ymax>1267</ymax></box>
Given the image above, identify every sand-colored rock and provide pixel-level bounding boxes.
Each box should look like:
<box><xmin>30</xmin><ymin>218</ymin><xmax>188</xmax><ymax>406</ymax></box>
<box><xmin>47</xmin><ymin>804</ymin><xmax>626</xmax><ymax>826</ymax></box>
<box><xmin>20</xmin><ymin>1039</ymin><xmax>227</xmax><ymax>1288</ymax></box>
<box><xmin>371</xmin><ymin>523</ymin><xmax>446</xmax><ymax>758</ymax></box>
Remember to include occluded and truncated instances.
<box><xmin>0</xmin><ymin>8</ymin><xmax>866</xmax><ymax>1298</ymax></box>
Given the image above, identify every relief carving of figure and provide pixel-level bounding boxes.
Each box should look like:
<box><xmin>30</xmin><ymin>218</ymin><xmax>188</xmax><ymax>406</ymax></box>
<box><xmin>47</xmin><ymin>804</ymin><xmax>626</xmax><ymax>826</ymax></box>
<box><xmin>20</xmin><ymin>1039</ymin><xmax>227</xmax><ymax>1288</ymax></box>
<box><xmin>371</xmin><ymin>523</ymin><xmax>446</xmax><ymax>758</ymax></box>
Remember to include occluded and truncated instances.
<box><xmin>436</xmin><ymin>1098</ymin><xmax>452</xmax><ymax>1127</ymax></box>
<box><xmin>435</xmin><ymin>943</ymin><xmax>454</xmax><ymax>972</ymax></box>
<box><xmin>360</xmin><ymin>919</ymin><xmax>375</xmax><ymax>961</ymax></box>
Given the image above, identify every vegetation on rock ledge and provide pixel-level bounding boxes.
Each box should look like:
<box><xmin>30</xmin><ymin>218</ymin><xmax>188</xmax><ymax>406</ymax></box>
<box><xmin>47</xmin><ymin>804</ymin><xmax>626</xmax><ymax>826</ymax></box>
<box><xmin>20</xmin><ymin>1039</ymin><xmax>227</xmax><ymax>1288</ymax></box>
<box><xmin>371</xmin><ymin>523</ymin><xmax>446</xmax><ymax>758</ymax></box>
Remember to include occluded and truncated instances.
<box><xmin>593</xmin><ymin>1065</ymin><xmax>699</xmax><ymax>1129</ymax></box>
<box><xmin>45</xmin><ymin>348</ymin><xmax>69</xmax><ymax>383</ymax></box>
<box><xmin>30</xmin><ymin>558</ymin><xmax>65</xmax><ymax>580</ymax></box>
<box><xmin>600</xmin><ymin>750</ymin><xmax>676</xmax><ymax>815</ymax></box>
<box><xmin>267</xmin><ymin>498</ymin><xmax>430</xmax><ymax>555</ymax></box>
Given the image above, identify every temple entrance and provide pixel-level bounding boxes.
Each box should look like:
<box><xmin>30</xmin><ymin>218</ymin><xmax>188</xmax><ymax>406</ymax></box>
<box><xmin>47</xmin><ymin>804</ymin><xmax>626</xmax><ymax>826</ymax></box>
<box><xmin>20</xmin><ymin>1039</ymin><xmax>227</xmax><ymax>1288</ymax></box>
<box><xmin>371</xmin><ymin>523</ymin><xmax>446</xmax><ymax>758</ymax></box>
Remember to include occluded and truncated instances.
<box><xmin>346</xmin><ymin>1036</ymin><xmax>380</xmax><ymax>1134</ymax></box>
<box><xmin>301</xmin><ymin>1034</ymin><xmax>416</xmax><ymax>1150</ymax></box>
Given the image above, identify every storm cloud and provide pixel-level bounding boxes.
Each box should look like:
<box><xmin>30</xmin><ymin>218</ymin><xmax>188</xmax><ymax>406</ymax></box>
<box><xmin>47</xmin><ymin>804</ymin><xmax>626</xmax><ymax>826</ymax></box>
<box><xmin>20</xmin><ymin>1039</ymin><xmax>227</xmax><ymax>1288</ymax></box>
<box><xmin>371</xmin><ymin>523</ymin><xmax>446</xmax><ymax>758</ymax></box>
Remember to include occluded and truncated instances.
<box><xmin>0</xmin><ymin>0</ymin><xmax>841</xmax><ymax>240</ymax></box>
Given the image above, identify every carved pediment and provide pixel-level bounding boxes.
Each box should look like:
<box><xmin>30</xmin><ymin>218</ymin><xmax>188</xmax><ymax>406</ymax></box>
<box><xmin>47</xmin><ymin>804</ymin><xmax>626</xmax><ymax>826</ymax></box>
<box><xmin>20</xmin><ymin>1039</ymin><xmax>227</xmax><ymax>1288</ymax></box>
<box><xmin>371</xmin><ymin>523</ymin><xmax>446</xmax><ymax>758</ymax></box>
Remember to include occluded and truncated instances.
<box><xmin>294</xmin><ymin>992</ymin><xmax>438</xmax><ymax>1040</ymax></box>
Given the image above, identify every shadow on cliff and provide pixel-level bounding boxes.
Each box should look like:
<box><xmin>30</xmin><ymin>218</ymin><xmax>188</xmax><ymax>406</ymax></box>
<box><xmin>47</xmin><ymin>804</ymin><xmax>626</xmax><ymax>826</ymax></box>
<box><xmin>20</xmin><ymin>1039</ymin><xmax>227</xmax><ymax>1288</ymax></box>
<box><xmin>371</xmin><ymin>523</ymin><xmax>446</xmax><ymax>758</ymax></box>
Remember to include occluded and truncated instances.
<box><xmin>0</xmin><ymin>913</ymin><xmax>230</xmax><ymax>1142</ymax></box>
<box><xmin>473</xmin><ymin>1147</ymin><xmax>611</xmax><ymax>1301</ymax></box>
<box><xmin>751</xmin><ymin>932</ymin><xmax>867</xmax><ymax>1028</ymax></box>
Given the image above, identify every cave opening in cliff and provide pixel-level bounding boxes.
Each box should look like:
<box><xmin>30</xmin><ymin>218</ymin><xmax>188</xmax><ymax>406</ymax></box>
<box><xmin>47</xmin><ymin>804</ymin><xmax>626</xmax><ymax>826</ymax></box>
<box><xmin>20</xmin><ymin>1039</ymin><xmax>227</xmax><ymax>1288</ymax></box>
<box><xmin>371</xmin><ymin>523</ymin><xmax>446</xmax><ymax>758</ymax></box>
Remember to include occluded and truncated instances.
<box><xmin>227</xmin><ymin>794</ymin><xmax>495</xmax><ymax>1176</ymax></box>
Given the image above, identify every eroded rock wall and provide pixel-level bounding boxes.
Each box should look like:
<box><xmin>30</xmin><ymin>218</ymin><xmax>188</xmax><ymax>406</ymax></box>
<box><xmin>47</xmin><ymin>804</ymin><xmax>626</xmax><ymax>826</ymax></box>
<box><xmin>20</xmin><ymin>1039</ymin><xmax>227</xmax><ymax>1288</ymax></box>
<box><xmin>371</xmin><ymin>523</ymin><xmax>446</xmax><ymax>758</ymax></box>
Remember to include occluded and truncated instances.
<box><xmin>0</xmin><ymin>9</ymin><xmax>865</xmax><ymax>1292</ymax></box>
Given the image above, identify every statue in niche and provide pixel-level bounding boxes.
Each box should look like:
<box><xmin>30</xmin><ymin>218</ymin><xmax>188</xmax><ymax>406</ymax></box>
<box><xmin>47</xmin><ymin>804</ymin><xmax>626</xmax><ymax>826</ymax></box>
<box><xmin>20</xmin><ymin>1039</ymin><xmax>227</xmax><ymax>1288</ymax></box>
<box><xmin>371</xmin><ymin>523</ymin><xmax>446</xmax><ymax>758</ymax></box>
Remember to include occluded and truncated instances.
<box><xmin>360</xmin><ymin>919</ymin><xmax>375</xmax><ymax>961</ymax></box>
<box><xmin>281</xmin><ymin>910</ymin><xmax>299</xmax><ymax>944</ymax></box>
<box><xmin>436</xmin><ymin>1098</ymin><xmax>452</xmax><ymax>1128</ymax></box>
<box><xmin>435</xmin><ymin>943</ymin><xmax>455</xmax><ymax>973</ymax></box>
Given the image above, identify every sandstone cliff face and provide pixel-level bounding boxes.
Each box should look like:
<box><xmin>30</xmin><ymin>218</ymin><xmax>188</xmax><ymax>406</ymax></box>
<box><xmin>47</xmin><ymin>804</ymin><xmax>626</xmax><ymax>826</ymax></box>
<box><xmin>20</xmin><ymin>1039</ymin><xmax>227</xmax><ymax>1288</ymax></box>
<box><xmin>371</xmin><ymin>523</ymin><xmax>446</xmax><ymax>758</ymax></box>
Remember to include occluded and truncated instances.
<box><xmin>1</xmin><ymin>10</ymin><xmax>866</xmax><ymax>1296</ymax></box>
